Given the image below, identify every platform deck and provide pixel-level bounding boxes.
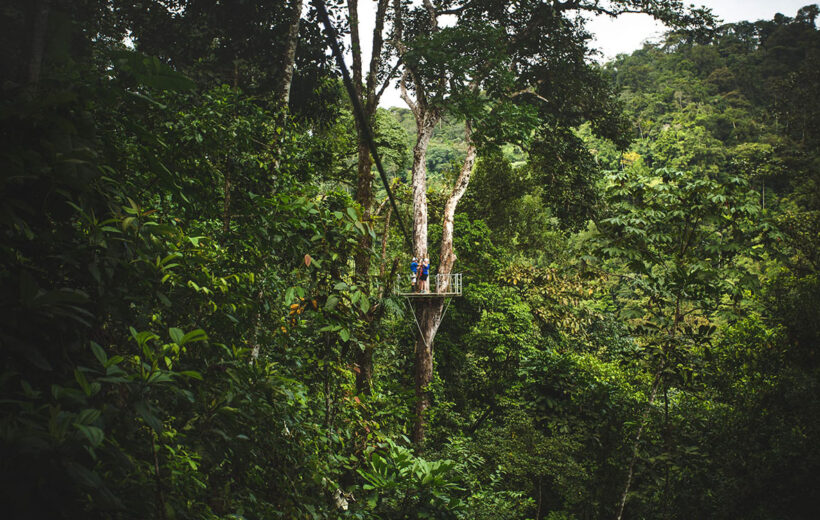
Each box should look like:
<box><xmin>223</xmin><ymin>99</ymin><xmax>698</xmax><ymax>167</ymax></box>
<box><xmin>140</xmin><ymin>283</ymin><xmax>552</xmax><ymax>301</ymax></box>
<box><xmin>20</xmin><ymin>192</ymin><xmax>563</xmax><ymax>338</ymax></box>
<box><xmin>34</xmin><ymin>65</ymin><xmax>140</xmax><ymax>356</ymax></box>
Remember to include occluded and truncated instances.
<box><xmin>396</xmin><ymin>291</ymin><xmax>461</xmax><ymax>298</ymax></box>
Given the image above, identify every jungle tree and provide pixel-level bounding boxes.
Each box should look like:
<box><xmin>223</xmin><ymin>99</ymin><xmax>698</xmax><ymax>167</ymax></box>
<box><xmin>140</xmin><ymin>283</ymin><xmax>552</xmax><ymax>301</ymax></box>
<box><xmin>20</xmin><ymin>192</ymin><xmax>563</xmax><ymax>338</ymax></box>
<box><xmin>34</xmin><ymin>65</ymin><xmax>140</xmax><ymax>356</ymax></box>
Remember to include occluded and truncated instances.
<box><xmin>394</xmin><ymin>0</ymin><xmax>714</xmax><ymax>446</ymax></box>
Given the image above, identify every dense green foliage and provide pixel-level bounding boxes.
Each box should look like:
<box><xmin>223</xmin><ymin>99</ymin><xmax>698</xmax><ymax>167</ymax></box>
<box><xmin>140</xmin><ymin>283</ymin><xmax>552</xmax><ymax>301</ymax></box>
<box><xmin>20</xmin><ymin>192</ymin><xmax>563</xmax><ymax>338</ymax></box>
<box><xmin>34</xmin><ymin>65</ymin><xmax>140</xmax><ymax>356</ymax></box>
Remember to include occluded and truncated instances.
<box><xmin>1</xmin><ymin>2</ymin><xmax>819</xmax><ymax>519</ymax></box>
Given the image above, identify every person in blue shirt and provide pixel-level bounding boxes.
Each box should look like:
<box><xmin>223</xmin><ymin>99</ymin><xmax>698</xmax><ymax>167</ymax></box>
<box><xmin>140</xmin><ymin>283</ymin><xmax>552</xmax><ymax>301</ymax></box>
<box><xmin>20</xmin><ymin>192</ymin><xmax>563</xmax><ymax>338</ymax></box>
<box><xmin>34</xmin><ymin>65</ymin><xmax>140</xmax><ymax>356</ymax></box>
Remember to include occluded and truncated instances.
<box><xmin>410</xmin><ymin>257</ymin><xmax>419</xmax><ymax>291</ymax></box>
<box><xmin>419</xmin><ymin>258</ymin><xmax>430</xmax><ymax>292</ymax></box>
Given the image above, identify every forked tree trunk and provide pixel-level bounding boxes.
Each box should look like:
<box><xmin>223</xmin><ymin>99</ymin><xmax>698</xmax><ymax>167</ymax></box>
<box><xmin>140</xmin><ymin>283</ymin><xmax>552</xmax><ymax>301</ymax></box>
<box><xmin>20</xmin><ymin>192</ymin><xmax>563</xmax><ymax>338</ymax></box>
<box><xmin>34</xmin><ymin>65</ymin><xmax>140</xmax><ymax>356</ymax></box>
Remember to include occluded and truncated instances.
<box><xmin>406</xmin><ymin>106</ymin><xmax>441</xmax><ymax>445</ymax></box>
<box><xmin>397</xmin><ymin>0</ymin><xmax>476</xmax><ymax>448</ymax></box>
<box><xmin>410</xmin><ymin>121</ymin><xmax>474</xmax><ymax>447</ymax></box>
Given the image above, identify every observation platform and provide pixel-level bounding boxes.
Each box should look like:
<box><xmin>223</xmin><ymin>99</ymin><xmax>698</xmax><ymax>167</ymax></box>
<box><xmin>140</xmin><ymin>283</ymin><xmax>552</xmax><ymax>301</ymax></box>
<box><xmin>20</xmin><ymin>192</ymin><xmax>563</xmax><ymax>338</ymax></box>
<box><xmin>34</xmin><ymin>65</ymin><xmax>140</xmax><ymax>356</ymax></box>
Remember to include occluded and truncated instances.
<box><xmin>395</xmin><ymin>273</ymin><xmax>463</xmax><ymax>298</ymax></box>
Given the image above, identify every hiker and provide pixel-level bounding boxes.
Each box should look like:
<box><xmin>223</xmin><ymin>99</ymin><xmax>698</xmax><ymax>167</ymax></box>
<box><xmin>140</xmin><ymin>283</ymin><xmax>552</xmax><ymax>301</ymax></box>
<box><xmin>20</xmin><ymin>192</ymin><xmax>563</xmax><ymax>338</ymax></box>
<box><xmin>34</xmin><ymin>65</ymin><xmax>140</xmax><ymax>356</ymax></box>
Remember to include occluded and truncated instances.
<box><xmin>410</xmin><ymin>257</ymin><xmax>419</xmax><ymax>291</ymax></box>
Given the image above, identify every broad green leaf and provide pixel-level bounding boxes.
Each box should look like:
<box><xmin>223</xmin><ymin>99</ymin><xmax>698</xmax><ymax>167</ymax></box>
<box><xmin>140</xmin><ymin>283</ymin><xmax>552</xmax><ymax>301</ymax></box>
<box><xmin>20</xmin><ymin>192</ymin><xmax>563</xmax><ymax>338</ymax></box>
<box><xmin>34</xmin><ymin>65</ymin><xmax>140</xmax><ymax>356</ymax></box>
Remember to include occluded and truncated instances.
<box><xmin>180</xmin><ymin>370</ymin><xmax>203</xmax><ymax>380</ymax></box>
<box><xmin>169</xmin><ymin>327</ymin><xmax>184</xmax><ymax>345</ymax></box>
<box><xmin>74</xmin><ymin>369</ymin><xmax>91</xmax><ymax>396</ymax></box>
<box><xmin>181</xmin><ymin>329</ymin><xmax>208</xmax><ymax>344</ymax></box>
<box><xmin>135</xmin><ymin>401</ymin><xmax>163</xmax><ymax>433</ymax></box>
<box><xmin>76</xmin><ymin>424</ymin><xmax>104</xmax><ymax>447</ymax></box>
<box><xmin>90</xmin><ymin>342</ymin><xmax>107</xmax><ymax>366</ymax></box>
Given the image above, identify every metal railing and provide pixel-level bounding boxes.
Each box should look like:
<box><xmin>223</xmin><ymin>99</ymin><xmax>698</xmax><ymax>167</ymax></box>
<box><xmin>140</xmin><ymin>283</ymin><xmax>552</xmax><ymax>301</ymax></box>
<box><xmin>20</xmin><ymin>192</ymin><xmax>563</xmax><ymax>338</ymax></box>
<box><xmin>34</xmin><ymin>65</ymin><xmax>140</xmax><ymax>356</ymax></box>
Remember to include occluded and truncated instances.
<box><xmin>395</xmin><ymin>272</ymin><xmax>463</xmax><ymax>296</ymax></box>
<box><xmin>435</xmin><ymin>273</ymin><xmax>462</xmax><ymax>295</ymax></box>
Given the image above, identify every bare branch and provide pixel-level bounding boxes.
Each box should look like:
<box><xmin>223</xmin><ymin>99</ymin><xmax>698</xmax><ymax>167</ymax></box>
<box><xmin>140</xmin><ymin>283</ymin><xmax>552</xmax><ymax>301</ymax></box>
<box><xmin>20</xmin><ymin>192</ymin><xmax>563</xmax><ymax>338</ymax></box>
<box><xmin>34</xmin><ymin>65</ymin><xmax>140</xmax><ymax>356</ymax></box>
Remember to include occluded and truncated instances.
<box><xmin>273</xmin><ymin>0</ymin><xmax>303</xmax><ymax>109</ymax></box>
<box><xmin>616</xmin><ymin>367</ymin><xmax>665</xmax><ymax>520</ymax></box>
<box><xmin>374</xmin><ymin>195</ymin><xmax>390</xmax><ymax>217</ymax></box>
<box><xmin>509</xmin><ymin>87</ymin><xmax>551</xmax><ymax>105</ymax></box>
<box><xmin>400</xmin><ymin>70</ymin><xmax>420</xmax><ymax>118</ymax></box>
<box><xmin>555</xmin><ymin>0</ymin><xmax>645</xmax><ymax>17</ymax></box>
<box><xmin>376</xmin><ymin>57</ymin><xmax>403</xmax><ymax>103</ymax></box>
<box><xmin>435</xmin><ymin>0</ymin><xmax>475</xmax><ymax>16</ymax></box>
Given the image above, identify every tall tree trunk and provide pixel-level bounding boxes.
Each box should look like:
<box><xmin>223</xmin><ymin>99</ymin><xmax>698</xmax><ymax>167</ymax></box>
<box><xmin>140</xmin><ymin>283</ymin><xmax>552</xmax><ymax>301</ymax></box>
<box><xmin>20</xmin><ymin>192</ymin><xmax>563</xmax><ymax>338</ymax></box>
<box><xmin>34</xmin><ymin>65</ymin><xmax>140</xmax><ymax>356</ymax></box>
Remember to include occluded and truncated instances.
<box><xmin>379</xmin><ymin>205</ymin><xmax>392</xmax><ymax>278</ymax></box>
<box><xmin>409</xmin><ymin>126</ymin><xmax>474</xmax><ymax>446</ymax></box>
<box><xmin>410</xmin><ymin>110</ymin><xmax>440</xmax><ymax>259</ymax></box>
<box><xmin>439</xmin><ymin>121</ymin><xmax>476</xmax><ymax>279</ymax></box>
<box><xmin>151</xmin><ymin>432</ymin><xmax>167</xmax><ymax>520</ymax></box>
<box><xmin>412</xmin><ymin>297</ymin><xmax>444</xmax><ymax>447</ymax></box>
<box><xmin>395</xmin><ymin>0</ymin><xmax>451</xmax><ymax>447</ymax></box>
<box><xmin>28</xmin><ymin>0</ymin><xmax>50</xmax><ymax>88</ymax></box>
<box><xmin>355</xmin><ymin>202</ymin><xmax>393</xmax><ymax>392</ymax></box>
<box><xmin>353</xmin><ymin>137</ymin><xmax>374</xmax><ymax>280</ymax></box>
<box><xmin>356</xmin><ymin>345</ymin><xmax>375</xmax><ymax>394</ymax></box>
<box><xmin>271</xmin><ymin>0</ymin><xmax>302</xmax><ymax>176</ymax></box>
<box><xmin>408</xmin><ymin>118</ymin><xmax>472</xmax><ymax>446</ymax></box>
<box><xmin>273</xmin><ymin>0</ymin><xmax>303</xmax><ymax>111</ymax></box>
<box><xmin>353</xmin><ymin>138</ymin><xmax>375</xmax><ymax>394</ymax></box>
<box><xmin>349</xmin><ymin>0</ymin><xmax>392</xmax><ymax>395</ymax></box>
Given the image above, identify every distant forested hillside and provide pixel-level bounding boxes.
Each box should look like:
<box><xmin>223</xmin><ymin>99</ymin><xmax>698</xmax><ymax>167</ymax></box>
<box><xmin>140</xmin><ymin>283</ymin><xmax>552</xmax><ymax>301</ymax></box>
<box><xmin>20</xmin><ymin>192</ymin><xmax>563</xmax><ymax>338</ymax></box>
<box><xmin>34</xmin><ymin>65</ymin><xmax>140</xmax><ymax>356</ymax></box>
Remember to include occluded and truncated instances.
<box><xmin>389</xmin><ymin>107</ymin><xmax>527</xmax><ymax>180</ymax></box>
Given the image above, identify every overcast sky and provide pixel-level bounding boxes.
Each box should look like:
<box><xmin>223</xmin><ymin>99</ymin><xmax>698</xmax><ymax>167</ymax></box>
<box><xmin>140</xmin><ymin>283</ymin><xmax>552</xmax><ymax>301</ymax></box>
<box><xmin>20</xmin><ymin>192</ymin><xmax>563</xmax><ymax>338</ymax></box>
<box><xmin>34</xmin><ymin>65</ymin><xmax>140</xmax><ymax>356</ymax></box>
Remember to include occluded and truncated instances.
<box><xmin>360</xmin><ymin>0</ymin><xmax>815</xmax><ymax>108</ymax></box>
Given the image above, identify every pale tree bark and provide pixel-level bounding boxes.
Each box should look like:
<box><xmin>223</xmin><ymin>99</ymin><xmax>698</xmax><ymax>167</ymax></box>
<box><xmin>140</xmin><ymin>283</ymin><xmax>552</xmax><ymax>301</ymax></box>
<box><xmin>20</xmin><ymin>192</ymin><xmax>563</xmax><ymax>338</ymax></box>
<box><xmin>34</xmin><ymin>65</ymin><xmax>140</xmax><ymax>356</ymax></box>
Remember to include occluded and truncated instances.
<box><xmin>401</xmin><ymin>81</ymin><xmax>441</xmax><ymax>446</ymax></box>
<box><xmin>408</xmin><ymin>120</ymin><xmax>475</xmax><ymax>447</ymax></box>
<box><xmin>409</xmin><ymin>111</ymin><xmax>440</xmax><ymax>260</ymax></box>
<box><xmin>273</xmin><ymin>0</ymin><xmax>303</xmax><ymax>111</ymax></box>
<box><xmin>439</xmin><ymin>120</ymin><xmax>476</xmax><ymax>279</ymax></box>
<box><xmin>395</xmin><ymin>0</ymin><xmax>442</xmax><ymax>261</ymax></box>
<box><xmin>271</xmin><ymin>0</ymin><xmax>303</xmax><ymax>177</ymax></box>
<box><xmin>400</xmin><ymin>68</ymin><xmax>441</xmax><ymax>259</ymax></box>
<box><xmin>394</xmin><ymin>0</ymin><xmax>454</xmax><ymax>447</ymax></box>
<box><xmin>391</xmin><ymin>0</ymin><xmax>705</xmax><ymax>453</ymax></box>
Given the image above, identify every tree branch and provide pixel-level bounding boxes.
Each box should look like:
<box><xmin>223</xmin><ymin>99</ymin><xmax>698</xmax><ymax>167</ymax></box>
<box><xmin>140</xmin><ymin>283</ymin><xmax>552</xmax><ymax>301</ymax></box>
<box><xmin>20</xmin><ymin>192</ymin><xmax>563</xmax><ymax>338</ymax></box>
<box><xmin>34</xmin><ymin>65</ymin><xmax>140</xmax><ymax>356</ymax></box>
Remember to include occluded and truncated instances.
<box><xmin>400</xmin><ymin>70</ymin><xmax>420</xmax><ymax>119</ymax></box>
<box><xmin>348</xmin><ymin>0</ymin><xmax>364</xmax><ymax>100</ymax></box>
<box><xmin>376</xmin><ymin>57</ymin><xmax>403</xmax><ymax>103</ymax></box>
<box><xmin>366</xmin><ymin>0</ymin><xmax>390</xmax><ymax>110</ymax></box>
<box><xmin>509</xmin><ymin>87</ymin><xmax>551</xmax><ymax>105</ymax></box>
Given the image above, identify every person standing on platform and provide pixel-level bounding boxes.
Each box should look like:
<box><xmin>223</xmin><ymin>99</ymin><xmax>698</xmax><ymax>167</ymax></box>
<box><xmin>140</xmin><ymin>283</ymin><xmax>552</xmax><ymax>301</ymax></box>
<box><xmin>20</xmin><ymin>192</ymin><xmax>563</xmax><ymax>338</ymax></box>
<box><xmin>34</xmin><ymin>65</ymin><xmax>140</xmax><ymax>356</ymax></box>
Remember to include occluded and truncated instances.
<box><xmin>410</xmin><ymin>257</ymin><xmax>419</xmax><ymax>292</ymax></box>
<box><xmin>420</xmin><ymin>258</ymin><xmax>430</xmax><ymax>293</ymax></box>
